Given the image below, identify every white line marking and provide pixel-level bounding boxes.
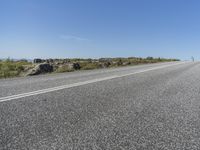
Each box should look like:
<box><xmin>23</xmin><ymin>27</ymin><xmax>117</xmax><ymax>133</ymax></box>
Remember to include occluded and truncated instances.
<box><xmin>0</xmin><ymin>62</ymin><xmax>188</xmax><ymax>102</ymax></box>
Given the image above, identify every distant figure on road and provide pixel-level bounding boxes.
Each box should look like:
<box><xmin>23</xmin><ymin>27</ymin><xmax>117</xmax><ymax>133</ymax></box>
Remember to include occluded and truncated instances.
<box><xmin>191</xmin><ymin>56</ymin><xmax>194</xmax><ymax>62</ymax></box>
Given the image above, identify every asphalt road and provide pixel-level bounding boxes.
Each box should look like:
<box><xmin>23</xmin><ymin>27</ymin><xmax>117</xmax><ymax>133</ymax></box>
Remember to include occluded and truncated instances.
<box><xmin>1</xmin><ymin>61</ymin><xmax>200</xmax><ymax>150</ymax></box>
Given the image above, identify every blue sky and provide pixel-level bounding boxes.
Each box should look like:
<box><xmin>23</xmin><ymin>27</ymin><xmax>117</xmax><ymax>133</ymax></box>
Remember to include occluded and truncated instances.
<box><xmin>1</xmin><ymin>0</ymin><xmax>200</xmax><ymax>60</ymax></box>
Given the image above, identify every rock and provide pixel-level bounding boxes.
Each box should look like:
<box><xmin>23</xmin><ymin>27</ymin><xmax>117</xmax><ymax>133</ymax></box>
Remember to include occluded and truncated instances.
<box><xmin>100</xmin><ymin>62</ymin><xmax>111</xmax><ymax>68</ymax></box>
<box><xmin>122</xmin><ymin>62</ymin><xmax>131</xmax><ymax>66</ymax></box>
<box><xmin>27</xmin><ymin>63</ymin><xmax>53</xmax><ymax>76</ymax></box>
<box><xmin>117</xmin><ymin>59</ymin><xmax>123</xmax><ymax>66</ymax></box>
<box><xmin>33</xmin><ymin>59</ymin><xmax>44</xmax><ymax>63</ymax></box>
<box><xmin>68</xmin><ymin>63</ymin><xmax>81</xmax><ymax>70</ymax></box>
<box><xmin>73</xmin><ymin>63</ymin><xmax>81</xmax><ymax>70</ymax></box>
<box><xmin>46</xmin><ymin>59</ymin><xmax>54</xmax><ymax>64</ymax></box>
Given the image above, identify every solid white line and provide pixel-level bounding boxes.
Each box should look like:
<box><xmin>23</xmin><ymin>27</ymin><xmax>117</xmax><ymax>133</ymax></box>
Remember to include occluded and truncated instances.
<box><xmin>0</xmin><ymin>62</ymin><xmax>187</xmax><ymax>102</ymax></box>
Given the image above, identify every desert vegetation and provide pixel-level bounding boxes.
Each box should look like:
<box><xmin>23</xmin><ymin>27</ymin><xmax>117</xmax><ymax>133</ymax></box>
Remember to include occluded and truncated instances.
<box><xmin>0</xmin><ymin>58</ymin><xmax>32</xmax><ymax>78</ymax></box>
<box><xmin>0</xmin><ymin>57</ymin><xmax>179</xmax><ymax>78</ymax></box>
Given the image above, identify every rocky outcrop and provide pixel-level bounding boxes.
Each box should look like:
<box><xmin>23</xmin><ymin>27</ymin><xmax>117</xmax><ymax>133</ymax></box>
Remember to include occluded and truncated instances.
<box><xmin>33</xmin><ymin>59</ymin><xmax>45</xmax><ymax>63</ymax></box>
<box><xmin>27</xmin><ymin>63</ymin><xmax>53</xmax><ymax>76</ymax></box>
<box><xmin>100</xmin><ymin>62</ymin><xmax>111</xmax><ymax>68</ymax></box>
<box><xmin>46</xmin><ymin>59</ymin><xmax>54</xmax><ymax>64</ymax></box>
<box><xmin>68</xmin><ymin>63</ymin><xmax>81</xmax><ymax>70</ymax></box>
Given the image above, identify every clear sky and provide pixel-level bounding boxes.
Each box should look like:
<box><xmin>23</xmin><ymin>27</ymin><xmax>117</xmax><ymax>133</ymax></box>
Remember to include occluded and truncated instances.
<box><xmin>1</xmin><ymin>0</ymin><xmax>200</xmax><ymax>60</ymax></box>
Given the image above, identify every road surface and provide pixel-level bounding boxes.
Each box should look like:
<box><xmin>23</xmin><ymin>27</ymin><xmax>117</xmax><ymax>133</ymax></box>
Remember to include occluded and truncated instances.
<box><xmin>0</xmin><ymin>61</ymin><xmax>200</xmax><ymax>149</ymax></box>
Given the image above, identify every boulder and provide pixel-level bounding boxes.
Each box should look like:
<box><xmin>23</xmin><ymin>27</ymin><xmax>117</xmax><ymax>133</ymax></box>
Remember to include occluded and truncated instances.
<box><xmin>33</xmin><ymin>59</ymin><xmax>44</xmax><ymax>63</ymax></box>
<box><xmin>46</xmin><ymin>59</ymin><xmax>54</xmax><ymax>63</ymax></box>
<box><xmin>122</xmin><ymin>62</ymin><xmax>131</xmax><ymax>66</ymax></box>
<box><xmin>73</xmin><ymin>63</ymin><xmax>81</xmax><ymax>70</ymax></box>
<box><xmin>100</xmin><ymin>62</ymin><xmax>111</xmax><ymax>68</ymax></box>
<box><xmin>68</xmin><ymin>63</ymin><xmax>81</xmax><ymax>70</ymax></box>
<box><xmin>27</xmin><ymin>63</ymin><xmax>53</xmax><ymax>76</ymax></box>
